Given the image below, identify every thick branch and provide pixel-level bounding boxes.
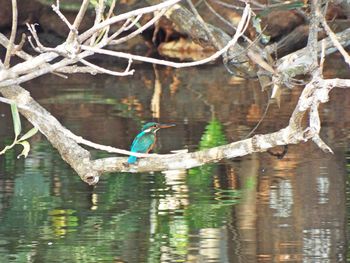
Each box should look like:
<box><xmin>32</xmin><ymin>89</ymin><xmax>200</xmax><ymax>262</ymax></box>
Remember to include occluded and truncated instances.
<box><xmin>92</xmin><ymin>128</ymin><xmax>295</xmax><ymax>174</ymax></box>
<box><xmin>94</xmin><ymin>76</ymin><xmax>347</xmax><ymax>175</ymax></box>
<box><xmin>2</xmin><ymin>73</ymin><xmax>346</xmax><ymax>184</ymax></box>
<box><xmin>0</xmin><ymin>85</ymin><xmax>99</xmax><ymax>185</ymax></box>
<box><xmin>277</xmin><ymin>28</ymin><xmax>350</xmax><ymax>78</ymax></box>
<box><xmin>0</xmin><ymin>0</ymin><xmax>348</xmax><ymax>186</ymax></box>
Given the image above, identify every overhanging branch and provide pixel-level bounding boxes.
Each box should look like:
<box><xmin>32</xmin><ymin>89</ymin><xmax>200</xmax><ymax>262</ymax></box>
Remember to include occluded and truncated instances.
<box><xmin>0</xmin><ymin>0</ymin><xmax>349</xmax><ymax>185</ymax></box>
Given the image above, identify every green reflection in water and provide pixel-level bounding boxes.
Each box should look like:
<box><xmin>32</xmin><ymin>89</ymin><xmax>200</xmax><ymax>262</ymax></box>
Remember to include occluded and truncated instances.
<box><xmin>145</xmin><ymin>119</ymin><xmax>242</xmax><ymax>262</ymax></box>
<box><xmin>0</xmin><ymin>118</ymin><xmax>243</xmax><ymax>262</ymax></box>
<box><xmin>187</xmin><ymin>118</ymin><xmax>239</xmax><ymax>229</ymax></box>
<box><xmin>346</xmin><ymin>151</ymin><xmax>350</xmax><ymax>261</ymax></box>
<box><xmin>144</xmin><ymin>119</ymin><xmax>238</xmax><ymax>262</ymax></box>
<box><xmin>198</xmin><ymin>117</ymin><xmax>228</xmax><ymax>149</ymax></box>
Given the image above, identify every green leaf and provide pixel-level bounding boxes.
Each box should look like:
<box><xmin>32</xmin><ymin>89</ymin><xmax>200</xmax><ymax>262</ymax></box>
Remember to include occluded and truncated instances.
<box><xmin>18</xmin><ymin>127</ymin><xmax>39</xmax><ymax>142</ymax></box>
<box><xmin>252</xmin><ymin>16</ymin><xmax>263</xmax><ymax>33</ymax></box>
<box><xmin>0</xmin><ymin>144</ymin><xmax>15</xmax><ymax>155</ymax></box>
<box><xmin>252</xmin><ymin>16</ymin><xmax>270</xmax><ymax>44</ymax></box>
<box><xmin>17</xmin><ymin>141</ymin><xmax>30</xmax><ymax>159</ymax></box>
<box><xmin>10</xmin><ymin>102</ymin><xmax>21</xmax><ymax>138</ymax></box>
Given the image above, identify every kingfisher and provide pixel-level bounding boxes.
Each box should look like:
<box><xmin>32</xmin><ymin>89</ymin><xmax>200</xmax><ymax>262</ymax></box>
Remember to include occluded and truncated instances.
<box><xmin>127</xmin><ymin>122</ymin><xmax>175</xmax><ymax>164</ymax></box>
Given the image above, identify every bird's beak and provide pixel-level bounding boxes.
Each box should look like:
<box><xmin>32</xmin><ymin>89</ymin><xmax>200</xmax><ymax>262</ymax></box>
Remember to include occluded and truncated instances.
<box><xmin>158</xmin><ymin>123</ymin><xmax>176</xmax><ymax>129</ymax></box>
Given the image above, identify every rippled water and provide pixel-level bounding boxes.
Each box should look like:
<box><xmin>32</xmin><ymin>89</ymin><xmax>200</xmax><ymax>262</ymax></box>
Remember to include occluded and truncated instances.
<box><xmin>0</xmin><ymin>62</ymin><xmax>349</xmax><ymax>262</ymax></box>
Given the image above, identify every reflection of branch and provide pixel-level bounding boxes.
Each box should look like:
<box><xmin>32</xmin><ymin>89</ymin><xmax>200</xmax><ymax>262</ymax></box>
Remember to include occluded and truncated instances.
<box><xmin>151</xmin><ymin>65</ymin><xmax>162</xmax><ymax>119</ymax></box>
<box><xmin>185</xmin><ymin>85</ymin><xmax>215</xmax><ymax>117</ymax></box>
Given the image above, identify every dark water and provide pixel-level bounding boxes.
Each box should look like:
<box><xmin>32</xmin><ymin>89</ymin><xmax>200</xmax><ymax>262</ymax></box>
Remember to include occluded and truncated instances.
<box><xmin>0</xmin><ymin>60</ymin><xmax>349</xmax><ymax>262</ymax></box>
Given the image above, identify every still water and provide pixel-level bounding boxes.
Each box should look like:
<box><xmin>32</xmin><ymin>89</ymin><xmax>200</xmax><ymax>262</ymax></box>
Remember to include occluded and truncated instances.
<box><xmin>0</xmin><ymin>61</ymin><xmax>349</xmax><ymax>262</ymax></box>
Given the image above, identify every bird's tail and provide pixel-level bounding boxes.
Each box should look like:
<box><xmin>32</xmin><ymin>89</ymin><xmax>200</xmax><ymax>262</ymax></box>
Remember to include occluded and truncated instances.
<box><xmin>127</xmin><ymin>155</ymin><xmax>138</xmax><ymax>164</ymax></box>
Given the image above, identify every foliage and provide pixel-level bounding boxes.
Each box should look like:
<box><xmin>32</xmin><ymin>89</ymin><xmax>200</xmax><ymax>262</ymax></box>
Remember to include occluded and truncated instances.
<box><xmin>252</xmin><ymin>16</ymin><xmax>270</xmax><ymax>44</ymax></box>
<box><xmin>0</xmin><ymin>103</ymin><xmax>38</xmax><ymax>159</ymax></box>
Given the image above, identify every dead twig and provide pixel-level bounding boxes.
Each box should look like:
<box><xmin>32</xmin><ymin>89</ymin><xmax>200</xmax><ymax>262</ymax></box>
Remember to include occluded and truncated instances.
<box><xmin>4</xmin><ymin>0</ymin><xmax>18</xmax><ymax>69</ymax></box>
<box><xmin>109</xmin><ymin>8</ymin><xmax>167</xmax><ymax>46</ymax></box>
<box><xmin>82</xmin><ymin>4</ymin><xmax>251</xmax><ymax>68</ymax></box>
<box><xmin>321</xmin><ymin>18</ymin><xmax>350</xmax><ymax>67</ymax></box>
<box><xmin>27</xmin><ymin>24</ymin><xmax>61</xmax><ymax>54</ymax></box>
<box><xmin>79</xmin><ymin>58</ymin><xmax>135</xmax><ymax>76</ymax></box>
<box><xmin>67</xmin><ymin>0</ymin><xmax>90</xmax><ymax>43</ymax></box>
<box><xmin>90</xmin><ymin>0</ymin><xmax>105</xmax><ymax>45</ymax></box>
<box><xmin>79</xmin><ymin>0</ymin><xmax>182</xmax><ymax>43</ymax></box>
<box><xmin>12</xmin><ymin>33</ymin><xmax>26</xmax><ymax>55</ymax></box>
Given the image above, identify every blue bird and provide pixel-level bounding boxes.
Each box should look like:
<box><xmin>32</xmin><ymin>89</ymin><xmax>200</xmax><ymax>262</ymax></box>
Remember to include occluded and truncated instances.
<box><xmin>127</xmin><ymin>122</ymin><xmax>175</xmax><ymax>164</ymax></box>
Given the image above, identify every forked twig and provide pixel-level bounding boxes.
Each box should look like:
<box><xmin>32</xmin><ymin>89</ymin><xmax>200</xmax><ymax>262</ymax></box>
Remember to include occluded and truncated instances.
<box><xmin>66</xmin><ymin>0</ymin><xmax>90</xmax><ymax>43</ymax></box>
<box><xmin>79</xmin><ymin>0</ymin><xmax>182</xmax><ymax>42</ymax></box>
<box><xmin>109</xmin><ymin>8</ymin><xmax>167</xmax><ymax>46</ymax></box>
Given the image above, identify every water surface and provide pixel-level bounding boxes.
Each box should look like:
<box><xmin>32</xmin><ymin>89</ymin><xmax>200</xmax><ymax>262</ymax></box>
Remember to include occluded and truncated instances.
<box><xmin>0</xmin><ymin>60</ymin><xmax>349</xmax><ymax>262</ymax></box>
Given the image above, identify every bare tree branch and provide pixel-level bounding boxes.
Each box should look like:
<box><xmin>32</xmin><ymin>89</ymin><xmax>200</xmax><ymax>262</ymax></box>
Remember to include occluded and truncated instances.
<box><xmin>321</xmin><ymin>17</ymin><xmax>350</xmax><ymax>67</ymax></box>
<box><xmin>79</xmin><ymin>0</ymin><xmax>182</xmax><ymax>42</ymax></box>
<box><xmin>307</xmin><ymin>0</ymin><xmax>321</xmax><ymax>69</ymax></box>
<box><xmin>81</xmin><ymin>4</ymin><xmax>251</xmax><ymax>68</ymax></box>
<box><xmin>92</xmin><ymin>76</ymin><xmax>347</xmax><ymax>175</ymax></box>
<box><xmin>67</xmin><ymin>0</ymin><xmax>90</xmax><ymax>43</ymax></box>
<box><xmin>277</xmin><ymin>28</ymin><xmax>350</xmax><ymax>78</ymax></box>
<box><xmin>109</xmin><ymin>8</ymin><xmax>167</xmax><ymax>46</ymax></box>
<box><xmin>79</xmin><ymin>58</ymin><xmax>135</xmax><ymax>76</ymax></box>
<box><xmin>0</xmin><ymin>0</ymin><xmax>349</xmax><ymax>186</ymax></box>
<box><xmin>4</xmin><ymin>0</ymin><xmax>18</xmax><ymax>69</ymax></box>
<box><xmin>90</xmin><ymin>0</ymin><xmax>105</xmax><ymax>45</ymax></box>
